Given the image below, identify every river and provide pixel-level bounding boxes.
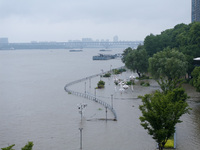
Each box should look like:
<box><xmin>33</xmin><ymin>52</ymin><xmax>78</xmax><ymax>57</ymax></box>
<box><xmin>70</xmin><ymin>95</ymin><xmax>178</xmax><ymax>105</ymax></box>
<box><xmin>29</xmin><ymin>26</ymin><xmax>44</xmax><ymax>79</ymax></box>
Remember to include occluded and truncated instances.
<box><xmin>0</xmin><ymin>49</ymin><xmax>199</xmax><ymax>150</ymax></box>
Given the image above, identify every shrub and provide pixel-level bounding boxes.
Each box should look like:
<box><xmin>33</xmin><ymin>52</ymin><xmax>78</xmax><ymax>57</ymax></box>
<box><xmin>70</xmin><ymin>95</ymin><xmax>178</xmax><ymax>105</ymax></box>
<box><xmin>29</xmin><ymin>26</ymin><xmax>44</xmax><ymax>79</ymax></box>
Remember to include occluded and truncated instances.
<box><xmin>136</xmin><ymin>75</ymin><xmax>150</xmax><ymax>80</ymax></box>
<box><xmin>113</xmin><ymin>68</ymin><xmax>126</xmax><ymax>74</ymax></box>
<box><xmin>126</xmin><ymin>81</ymin><xmax>135</xmax><ymax>85</ymax></box>
<box><xmin>103</xmin><ymin>73</ymin><xmax>111</xmax><ymax>77</ymax></box>
<box><xmin>140</xmin><ymin>81</ymin><xmax>150</xmax><ymax>87</ymax></box>
<box><xmin>97</xmin><ymin>80</ymin><xmax>105</xmax><ymax>88</ymax></box>
<box><xmin>140</xmin><ymin>81</ymin><xmax>145</xmax><ymax>85</ymax></box>
<box><xmin>164</xmin><ymin>136</ymin><xmax>174</xmax><ymax>148</ymax></box>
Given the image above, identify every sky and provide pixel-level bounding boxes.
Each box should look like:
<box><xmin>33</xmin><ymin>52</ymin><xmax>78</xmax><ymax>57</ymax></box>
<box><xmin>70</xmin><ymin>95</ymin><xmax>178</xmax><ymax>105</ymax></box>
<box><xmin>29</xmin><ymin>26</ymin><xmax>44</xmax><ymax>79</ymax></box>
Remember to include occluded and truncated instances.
<box><xmin>0</xmin><ymin>0</ymin><xmax>191</xmax><ymax>43</ymax></box>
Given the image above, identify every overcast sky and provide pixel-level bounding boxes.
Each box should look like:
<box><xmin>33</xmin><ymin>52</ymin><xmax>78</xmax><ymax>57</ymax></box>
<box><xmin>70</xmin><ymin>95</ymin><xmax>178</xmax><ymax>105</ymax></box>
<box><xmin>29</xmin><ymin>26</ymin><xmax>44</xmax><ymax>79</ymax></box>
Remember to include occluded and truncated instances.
<box><xmin>0</xmin><ymin>0</ymin><xmax>191</xmax><ymax>43</ymax></box>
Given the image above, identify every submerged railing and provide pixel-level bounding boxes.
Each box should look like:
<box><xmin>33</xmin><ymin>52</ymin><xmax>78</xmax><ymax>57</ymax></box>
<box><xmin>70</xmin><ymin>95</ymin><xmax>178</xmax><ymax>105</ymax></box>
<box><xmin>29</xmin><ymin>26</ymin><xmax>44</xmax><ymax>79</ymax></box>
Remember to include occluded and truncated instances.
<box><xmin>64</xmin><ymin>67</ymin><xmax>125</xmax><ymax>121</ymax></box>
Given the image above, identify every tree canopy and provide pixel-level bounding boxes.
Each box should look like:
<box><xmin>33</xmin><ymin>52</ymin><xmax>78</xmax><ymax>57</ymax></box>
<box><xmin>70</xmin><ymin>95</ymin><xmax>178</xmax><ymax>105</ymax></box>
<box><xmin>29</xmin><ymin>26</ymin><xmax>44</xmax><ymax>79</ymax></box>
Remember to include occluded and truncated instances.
<box><xmin>148</xmin><ymin>48</ymin><xmax>188</xmax><ymax>80</ymax></box>
<box><xmin>144</xmin><ymin>22</ymin><xmax>200</xmax><ymax>58</ymax></box>
<box><xmin>122</xmin><ymin>47</ymin><xmax>148</xmax><ymax>77</ymax></box>
<box><xmin>1</xmin><ymin>142</ymin><xmax>33</xmax><ymax>150</ymax></box>
<box><xmin>143</xmin><ymin>22</ymin><xmax>200</xmax><ymax>76</ymax></box>
<box><xmin>190</xmin><ymin>66</ymin><xmax>200</xmax><ymax>92</ymax></box>
<box><xmin>139</xmin><ymin>87</ymin><xmax>190</xmax><ymax>150</ymax></box>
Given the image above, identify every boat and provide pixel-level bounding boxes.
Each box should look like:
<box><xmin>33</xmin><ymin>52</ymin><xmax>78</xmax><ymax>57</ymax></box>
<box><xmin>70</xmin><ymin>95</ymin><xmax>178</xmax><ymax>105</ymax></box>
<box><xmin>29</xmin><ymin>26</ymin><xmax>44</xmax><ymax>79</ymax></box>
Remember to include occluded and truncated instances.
<box><xmin>69</xmin><ymin>49</ymin><xmax>83</xmax><ymax>52</ymax></box>
<box><xmin>93</xmin><ymin>54</ymin><xmax>116</xmax><ymax>60</ymax></box>
<box><xmin>99</xmin><ymin>49</ymin><xmax>112</xmax><ymax>51</ymax></box>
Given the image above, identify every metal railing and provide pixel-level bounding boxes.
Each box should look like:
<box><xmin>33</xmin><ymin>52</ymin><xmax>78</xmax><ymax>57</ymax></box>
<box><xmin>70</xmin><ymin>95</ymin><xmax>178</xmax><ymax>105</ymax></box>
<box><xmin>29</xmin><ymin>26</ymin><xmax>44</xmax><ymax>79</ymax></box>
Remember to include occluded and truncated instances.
<box><xmin>64</xmin><ymin>67</ymin><xmax>125</xmax><ymax>121</ymax></box>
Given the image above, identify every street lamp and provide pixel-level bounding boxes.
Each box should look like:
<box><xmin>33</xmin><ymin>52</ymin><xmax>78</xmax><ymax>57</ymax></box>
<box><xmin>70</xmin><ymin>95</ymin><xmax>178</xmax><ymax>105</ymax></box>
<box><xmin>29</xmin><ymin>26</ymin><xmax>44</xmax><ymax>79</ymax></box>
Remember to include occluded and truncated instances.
<box><xmin>105</xmin><ymin>106</ymin><xmax>108</xmax><ymax>121</ymax></box>
<box><xmin>84</xmin><ymin>82</ymin><xmax>86</xmax><ymax>96</ymax></box>
<box><xmin>94</xmin><ymin>88</ymin><xmax>97</xmax><ymax>102</ymax></box>
<box><xmin>77</xmin><ymin>103</ymin><xmax>87</xmax><ymax>120</ymax></box>
<box><xmin>111</xmin><ymin>94</ymin><xmax>113</xmax><ymax>109</ymax></box>
<box><xmin>79</xmin><ymin>128</ymin><xmax>83</xmax><ymax>149</ymax></box>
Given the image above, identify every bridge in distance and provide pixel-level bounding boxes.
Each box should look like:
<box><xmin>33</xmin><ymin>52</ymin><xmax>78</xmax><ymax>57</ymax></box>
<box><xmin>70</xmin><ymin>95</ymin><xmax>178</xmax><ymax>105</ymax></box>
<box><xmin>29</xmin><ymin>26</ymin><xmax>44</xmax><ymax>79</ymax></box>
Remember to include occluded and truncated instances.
<box><xmin>0</xmin><ymin>41</ymin><xmax>143</xmax><ymax>50</ymax></box>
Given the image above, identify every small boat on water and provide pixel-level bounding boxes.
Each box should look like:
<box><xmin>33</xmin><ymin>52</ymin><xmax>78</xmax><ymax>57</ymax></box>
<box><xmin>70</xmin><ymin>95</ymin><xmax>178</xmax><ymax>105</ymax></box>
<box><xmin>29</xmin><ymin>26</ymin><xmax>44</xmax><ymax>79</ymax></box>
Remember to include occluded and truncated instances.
<box><xmin>99</xmin><ymin>49</ymin><xmax>112</xmax><ymax>52</ymax></box>
<box><xmin>69</xmin><ymin>49</ymin><xmax>83</xmax><ymax>52</ymax></box>
<box><xmin>93</xmin><ymin>54</ymin><xmax>116</xmax><ymax>60</ymax></box>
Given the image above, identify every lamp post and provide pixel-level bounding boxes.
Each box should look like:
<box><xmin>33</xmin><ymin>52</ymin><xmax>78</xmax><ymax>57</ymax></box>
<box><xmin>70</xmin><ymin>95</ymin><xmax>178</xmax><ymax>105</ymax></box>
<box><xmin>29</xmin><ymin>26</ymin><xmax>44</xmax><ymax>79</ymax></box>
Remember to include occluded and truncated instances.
<box><xmin>79</xmin><ymin>128</ymin><xmax>83</xmax><ymax>149</ymax></box>
<box><xmin>100</xmin><ymin>69</ymin><xmax>104</xmax><ymax>80</ymax></box>
<box><xmin>94</xmin><ymin>88</ymin><xmax>97</xmax><ymax>101</ymax></box>
<box><xmin>89</xmin><ymin>78</ymin><xmax>91</xmax><ymax>88</ymax></box>
<box><xmin>84</xmin><ymin>82</ymin><xmax>86</xmax><ymax>96</ymax></box>
<box><xmin>78</xmin><ymin>103</ymin><xmax>87</xmax><ymax>120</ymax></box>
<box><xmin>105</xmin><ymin>106</ymin><xmax>108</xmax><ymax>121</ymax></box>
<box><xmin>111</xmin><ymin>94</ymin><xmax>113</xmax><ymax>109</ymax></box>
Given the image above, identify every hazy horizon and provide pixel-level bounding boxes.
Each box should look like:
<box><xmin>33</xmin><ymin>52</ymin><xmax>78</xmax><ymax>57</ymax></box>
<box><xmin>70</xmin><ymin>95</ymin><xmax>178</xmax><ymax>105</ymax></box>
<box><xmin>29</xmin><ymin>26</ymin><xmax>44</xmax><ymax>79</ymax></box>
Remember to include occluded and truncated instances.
<box><xmin>0</xmin><ymin>0</ymin><xmax>191</xmax><ymax>43</ymax></box>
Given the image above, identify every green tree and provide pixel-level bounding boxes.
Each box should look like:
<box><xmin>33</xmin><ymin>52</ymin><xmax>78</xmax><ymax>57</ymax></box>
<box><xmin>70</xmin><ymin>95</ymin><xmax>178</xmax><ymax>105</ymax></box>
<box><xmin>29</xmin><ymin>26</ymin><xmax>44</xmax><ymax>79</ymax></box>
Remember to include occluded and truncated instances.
<box><xmin>121</xmin><ymin>47</ymin><xmax>133</xmax><ymax>63</ymax></box>
<box><xmin>149</xmin><ymin>48</ymin><xmax>188</xmax><ymax>80</ymax></box>
<box><xmin>97</xmin><ymin>80</ymin><xmax>105</xmax><ymax>88</ymax></box>
<box><xmin>1</xmin><ymin>145</ymin><xmax>15</xmax><ymax>150</ymax></box>
<box><xmin>144</xmin><ymin>33</ymin><xmax>161</xmax><ymax>56</ymax></box>
<box><xmin>139</xmin><ymin>89</ymin><xmax>190</xmax><ymax>150</ymax></box>
<box><xmin>124</xmin><ymin>48</ymin><xmax>148</xmax><ymax>77</ymax></box>
<box><xmin>157</xmin><ymin>77</ymin><xmax>185</xmax><ymax>94</ymax></box>
<box><xmin>21</xmin><ymin>142</ymin><xmax>33</xmax><ymax>150</ymax></box>
<box><xmin>191</xmin><ymin>66</ymin><xmax>200</xmax><ymax>92</ymax></box>
<box><xmin>1</xmin><ymin>142</ymin><xmax>33</xmax><ymax>150</ymax></box>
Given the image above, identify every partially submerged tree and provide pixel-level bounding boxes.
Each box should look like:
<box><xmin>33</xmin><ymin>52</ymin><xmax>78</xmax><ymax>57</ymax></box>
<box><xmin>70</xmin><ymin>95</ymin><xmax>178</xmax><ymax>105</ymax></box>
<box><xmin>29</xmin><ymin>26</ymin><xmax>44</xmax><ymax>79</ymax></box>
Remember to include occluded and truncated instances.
<box><xmin>1</xmin><ymin>142</ymin><xmax>33</xmax><ymax>150</ymax></box>
<box><xmin>157</xmin><ymin>77</ymin><xmax>184</xmax><ymax>94</ymax></box>
<box><xmin>121</xmin><ymin>47</ymin><xmax>133</xmax><ymax>63</ymax></box>
<box><xmin>190</xmin><ymin>66</ymin><xmax>200</xmax><ymax>92</ymax></box>
<box><xmin>124</xmin><ymin>48</ymin><xmax>148</xmax><ymax>77</ymax></box>
<box><xmin>139</xmin><ymin>89</ymin><xmax>190</xmax><ymax>150</ymax></box>
<box><xmin>21</xmin><ymin>142</ymin><xmax>34</xmax><ymax>150</ymax></box>
<box><xmin>1</xmin><ymin>144</ymin><xmax>15</xmax><ymax>150</ymax></box>
<box><xmin>149</xmin><ymin>48</ymin><xmax>188</xmax><ymax>80</ymax></box>
<box><xmin>97</xmin><ymin>80</ymin><xmax>105</xmax><ymax>88</ymax></box>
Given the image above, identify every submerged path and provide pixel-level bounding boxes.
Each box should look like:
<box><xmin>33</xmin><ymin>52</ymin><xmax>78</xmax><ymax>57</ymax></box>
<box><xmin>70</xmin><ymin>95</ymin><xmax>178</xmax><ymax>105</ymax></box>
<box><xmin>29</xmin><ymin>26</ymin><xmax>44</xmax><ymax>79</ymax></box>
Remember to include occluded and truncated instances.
<box><xmin>64</xmin><ymin>67</ymin><xmax>125</xmax><ymax>121</ymax></box>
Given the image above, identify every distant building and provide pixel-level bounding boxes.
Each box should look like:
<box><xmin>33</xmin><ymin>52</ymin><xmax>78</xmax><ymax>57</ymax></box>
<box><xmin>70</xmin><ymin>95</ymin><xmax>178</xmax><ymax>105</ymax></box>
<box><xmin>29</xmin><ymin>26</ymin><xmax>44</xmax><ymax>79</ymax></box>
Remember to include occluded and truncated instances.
<box><xmin>113</xmin><ymin>36</ymin><xmax>118</xmax><ymax>42</ymax></box>
<box><xmin>82</xmin><ymin>38</ymin><xmax>93</xmax><ymax>42</ymax></box>
<box><xmin>0</xmin><ymin>38</ymin><xmax>8</xmax><ymax>44</ymax></box>
<box><xmin>192</xmin><ymin>0</ymin><xmax>200</xmax><ymax>22</ymax></box>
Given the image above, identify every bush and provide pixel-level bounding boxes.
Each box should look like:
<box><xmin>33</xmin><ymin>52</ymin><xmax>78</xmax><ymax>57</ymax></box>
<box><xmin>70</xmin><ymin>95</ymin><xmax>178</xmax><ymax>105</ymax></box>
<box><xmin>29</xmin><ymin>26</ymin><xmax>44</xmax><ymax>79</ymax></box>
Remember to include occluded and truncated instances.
<box><xmin>136</xmin><ymin>75</ymin><xmax>150</xmax><ymax>80</ymax></box>
<box><xmin>140</xmin><ymin>81</ymin><xmax>145</xmax><ymax>85</ymax></box>
<box><xmin>1</xmin><ymin>142</ymin><xmax>34</xmax><ymax>150</ymax></box>
<box><xmin>164</xmin><ymin>136</ymin><xmax>174</xmax><ymax>148</ymax></box>
<box><xmin>164</xmin><ymin>139</ymin><xmax>174</xmax><ymax>148</ymax></box>
<box><xmin>97</xmin><ymin>80</ymin><xmax>105</xmax><ymax>88</ymax></box>
<box><xmin>126</xmin><ymin>81</ymin><xmax>135</xmax><ymax>85</ymax></box>
<box><xmin>140</xmin><ymin>81</ymin><xmax>150</xmax><ymax>87</ymax></box>
<box><xmin>113</xmin><ymin>68</ymin><xmax>126</xmax><ymax>74</ymax></box>
<box><xmin>103</xmin><ymin>73</ymin><xmax>111</xmax><ymax>77</ymax></box>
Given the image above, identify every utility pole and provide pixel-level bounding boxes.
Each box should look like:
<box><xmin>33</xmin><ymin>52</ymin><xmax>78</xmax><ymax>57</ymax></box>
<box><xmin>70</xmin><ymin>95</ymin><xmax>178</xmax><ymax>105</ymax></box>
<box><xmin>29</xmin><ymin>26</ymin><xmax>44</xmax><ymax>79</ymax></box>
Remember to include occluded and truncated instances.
<box><xmin>94</xmin><ymin>88</ymin><xmax>97</xmax><ymax>102</ymax></box>
<box><xmin>84</xmin><ymin>82</ymin><xmax>86</xmax><ymax>97</ymax></box>
<box><xmin>79</xmin><ymin>128</ymin><xmax>83</xmax><ymax>149</ymax></box>
<box><xmin>111</xmin><ymin>94</ymin><xmax>113</xmax><ymax>109</ymax></box>
<box><xmin>105</xmin><ymin>107</ymin><xmax>107</xmax><ymax>121</ymax></box>
<box><xmin>89</xmin><ymin>78</ymin><xmax>91</xmax><ymax>88</ymax></box>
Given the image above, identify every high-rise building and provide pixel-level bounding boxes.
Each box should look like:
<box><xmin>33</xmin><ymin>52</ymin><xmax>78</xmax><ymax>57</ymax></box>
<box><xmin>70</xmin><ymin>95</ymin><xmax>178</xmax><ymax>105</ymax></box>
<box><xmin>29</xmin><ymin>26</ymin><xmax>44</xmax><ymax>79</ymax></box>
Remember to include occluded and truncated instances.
<box><xmin>113</xmin><ymin>36</ymin><xmax>118</xmax><ymax>42</ymax></box>
<box><xmin>192</xmin><ymin>0</ymin><xmax>200</xmax><ymax>22</ymax></box>
<box><xmin>0</xmin><ymin>38</ymin><xmax>8</xmax><ymax>44</ymax></box>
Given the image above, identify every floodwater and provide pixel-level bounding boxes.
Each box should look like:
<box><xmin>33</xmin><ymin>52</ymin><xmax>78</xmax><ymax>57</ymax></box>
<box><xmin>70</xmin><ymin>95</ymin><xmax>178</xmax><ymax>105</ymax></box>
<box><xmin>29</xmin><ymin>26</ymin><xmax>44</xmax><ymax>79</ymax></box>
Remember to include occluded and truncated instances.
<box><xmin>0</xmin><ymin>49</ymin><xmax>199</xmax><ymax>150</ymax></box>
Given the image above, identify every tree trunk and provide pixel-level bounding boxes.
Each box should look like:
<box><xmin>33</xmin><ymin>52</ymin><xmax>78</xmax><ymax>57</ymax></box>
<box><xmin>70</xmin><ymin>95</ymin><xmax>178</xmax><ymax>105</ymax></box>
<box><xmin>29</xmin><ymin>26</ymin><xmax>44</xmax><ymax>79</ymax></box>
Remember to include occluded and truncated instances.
<box><xmin>136</xmin><ymin>69</ymin><xmax>141</xmax><ymax>77</ymax></box>
<box><xmin>159</xmin><ymin>145</ymin><xmax>163</xmax><ymax>150</ymax></box>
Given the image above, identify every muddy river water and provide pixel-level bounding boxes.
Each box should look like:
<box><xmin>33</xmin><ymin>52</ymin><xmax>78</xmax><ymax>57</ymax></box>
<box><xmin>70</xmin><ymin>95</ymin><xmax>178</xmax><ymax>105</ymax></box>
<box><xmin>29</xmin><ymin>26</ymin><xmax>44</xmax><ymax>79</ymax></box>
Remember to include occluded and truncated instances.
<box><xmin>0</xmin><ymin>49</ymin><xmax>199</xmax><ymax>150</ymax></box>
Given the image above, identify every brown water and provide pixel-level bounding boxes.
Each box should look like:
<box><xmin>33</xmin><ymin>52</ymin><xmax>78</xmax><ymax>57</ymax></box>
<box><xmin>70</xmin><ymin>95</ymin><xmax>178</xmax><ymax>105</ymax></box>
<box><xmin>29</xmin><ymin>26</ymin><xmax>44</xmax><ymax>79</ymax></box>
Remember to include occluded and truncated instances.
<box><xmin>0</xmin><ymin>49</ymin><xmax>199</xmax><ymax>150</ymax></box>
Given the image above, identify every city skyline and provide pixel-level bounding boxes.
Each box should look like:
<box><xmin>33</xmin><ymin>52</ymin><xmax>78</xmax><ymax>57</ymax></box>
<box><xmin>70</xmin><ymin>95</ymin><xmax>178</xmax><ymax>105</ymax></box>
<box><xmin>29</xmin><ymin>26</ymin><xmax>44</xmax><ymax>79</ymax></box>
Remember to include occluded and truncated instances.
<box><xmin>0</xmin><ymin>0</ymin><xmax>191</xmax><ymax>43</ymax></box>
<box><xmin>0</xmin><ymin>36</ymin><xmax>139</xmax><ymax>44</ymax></box>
